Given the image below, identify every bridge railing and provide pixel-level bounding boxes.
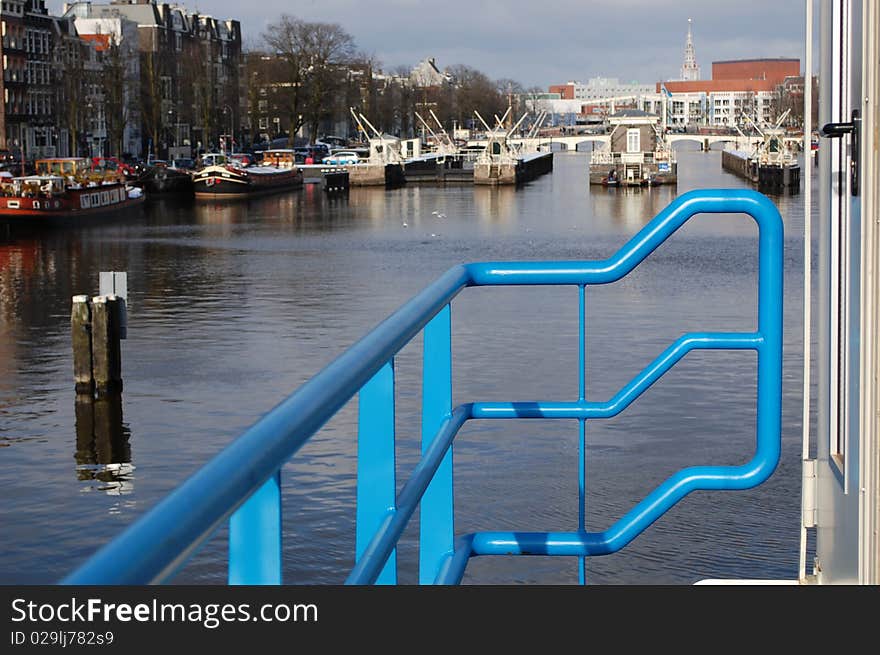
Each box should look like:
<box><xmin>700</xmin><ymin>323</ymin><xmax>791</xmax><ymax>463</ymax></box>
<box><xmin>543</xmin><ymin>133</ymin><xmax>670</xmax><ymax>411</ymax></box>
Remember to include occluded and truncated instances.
<box><xmin>62</xmin><ymin>189</ymin><xmax>783</xmax><ymax>585</ymax></box>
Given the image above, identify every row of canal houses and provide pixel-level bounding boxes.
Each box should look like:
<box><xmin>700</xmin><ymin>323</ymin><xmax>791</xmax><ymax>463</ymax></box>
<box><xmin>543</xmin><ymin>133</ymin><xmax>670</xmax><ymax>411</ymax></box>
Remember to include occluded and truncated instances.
<box><xmin>1</xmin><ymin>1</ymin><xmax>243</xmax><ymax>159</ymax></box>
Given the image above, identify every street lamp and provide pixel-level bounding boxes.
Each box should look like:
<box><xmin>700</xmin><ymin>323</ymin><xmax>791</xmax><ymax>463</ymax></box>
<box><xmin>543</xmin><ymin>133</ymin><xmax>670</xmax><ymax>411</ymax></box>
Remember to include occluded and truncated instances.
<box><xmin>168</xmin><ymin>109</ymin><xmax>174</xmax><ymax>159</ymax></box>
<box><xmin>222</xmin><ymin>104</ymin><xmax>233</xmax><ymax>155</ymax></box>
<box><xmin>86</xmin><ymin>101</ymin><xmax>94</xmax><ymax>160</ymax></box>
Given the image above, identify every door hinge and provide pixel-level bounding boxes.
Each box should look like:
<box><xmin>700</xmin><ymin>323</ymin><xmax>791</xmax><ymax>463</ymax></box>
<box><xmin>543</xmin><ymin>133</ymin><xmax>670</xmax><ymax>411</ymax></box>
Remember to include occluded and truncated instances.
<box><xmin>802</xmin><ymin>458</ymin><xmax>817</xmax><ymax>528</ymax></box>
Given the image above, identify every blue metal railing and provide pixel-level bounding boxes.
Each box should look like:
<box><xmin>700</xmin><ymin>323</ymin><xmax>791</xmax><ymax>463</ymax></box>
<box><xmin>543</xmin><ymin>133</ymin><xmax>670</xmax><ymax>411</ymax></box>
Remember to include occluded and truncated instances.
<box><xmin>62</xmin><ymin>189</ymin><xmax>783</xmax><ymax>585</ymax></box>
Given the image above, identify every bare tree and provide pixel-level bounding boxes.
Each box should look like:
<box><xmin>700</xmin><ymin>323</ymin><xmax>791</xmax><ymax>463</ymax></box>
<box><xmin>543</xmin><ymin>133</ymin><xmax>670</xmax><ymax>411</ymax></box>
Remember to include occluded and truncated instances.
<box><xmin>495</xmin><ymin>78</ymin><xmax>525</xmax><ymax>127</ymax></box>
<box><xmin>298</xmin><ymin>22</ymin><xmax>356</xmax><ymax>141</ymax></box>
<box><xmin>57</xmin><ymin>40</ymin><xmax>87</xmax><ymax>156</ymax></box>
<box><xmin>447</xmin><ymin>65</ymin><xmax>505</xmax><ymax>130</ymax></box>
<box><xmin>261</xmin><ymin>15</ymin><xmax>356</xmax><ymax>145</ymax></box>
<box><xmin>101</xmin><ymin>35</ymin><xmax>134</xmax><ymax>157</ymax></box>
<box><xmin>261</xmin><ymin>15</ymin><xmax>309</xmax><ymax>145</ymax></box>
<box><xmin>140</xmin><ymin>51</ymin><xmax>163</xmax><ymax>159</ymax></box>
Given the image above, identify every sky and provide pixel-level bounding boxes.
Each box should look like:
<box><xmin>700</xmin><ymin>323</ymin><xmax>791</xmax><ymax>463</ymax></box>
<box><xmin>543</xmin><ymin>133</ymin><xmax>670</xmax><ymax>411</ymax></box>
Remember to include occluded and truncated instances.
<box><xmin>47</xmin><ymin>1</ymin><xmax>809</xmax><ymax>88</ymax></box>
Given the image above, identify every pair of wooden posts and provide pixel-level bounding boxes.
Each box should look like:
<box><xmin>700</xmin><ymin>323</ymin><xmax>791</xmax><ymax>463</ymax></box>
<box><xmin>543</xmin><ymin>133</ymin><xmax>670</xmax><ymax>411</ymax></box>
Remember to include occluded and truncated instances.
<box><xmin>71</xmin><ymin>294</ymin><xmax>125</xmax><ymax>397</ymax></box>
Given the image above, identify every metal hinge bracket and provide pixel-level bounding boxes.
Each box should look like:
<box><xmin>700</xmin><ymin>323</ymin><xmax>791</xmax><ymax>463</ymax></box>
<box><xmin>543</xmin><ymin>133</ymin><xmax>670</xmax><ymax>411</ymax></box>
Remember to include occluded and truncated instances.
<box><xmin>802</xmin><ymin>458</ymin><xmax>817</xmax><ymax>528</ymax></box>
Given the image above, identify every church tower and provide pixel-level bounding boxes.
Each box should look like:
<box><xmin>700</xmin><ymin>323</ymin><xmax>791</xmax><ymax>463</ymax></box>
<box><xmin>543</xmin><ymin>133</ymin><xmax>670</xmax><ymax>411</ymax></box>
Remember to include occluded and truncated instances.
<box><xmin>680</xmin><ymin>18</ymin><xmax>701</xmax><ymax>81</ymax></box>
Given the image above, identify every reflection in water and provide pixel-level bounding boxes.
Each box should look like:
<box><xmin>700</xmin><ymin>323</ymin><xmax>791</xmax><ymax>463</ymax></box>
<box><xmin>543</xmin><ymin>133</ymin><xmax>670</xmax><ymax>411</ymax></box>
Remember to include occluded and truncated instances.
<box><xmin>0</xmin><ymin>151</ymin><xmax>813</xmax><ymax>584</ymax></box>
<box><xmin>592</xmin><ymin>185</ymin><xmax>679</xmax><ymax>230</ymax></box>
<box><xmin>74</xmin><ymin>394</ymin><xmax>134</xmax><ymax>496</ymax></box>
<box><xmin>472</xmin><ymin>186</ymin><xmax>517</xmax><ymax>224</ymax></box>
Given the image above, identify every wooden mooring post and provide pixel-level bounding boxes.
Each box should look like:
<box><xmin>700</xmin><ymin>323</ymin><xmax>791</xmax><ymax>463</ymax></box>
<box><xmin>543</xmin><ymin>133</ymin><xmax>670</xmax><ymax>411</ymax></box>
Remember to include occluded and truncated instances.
<box><xmin>71</xmin><ymin>294</ymin><xmax>124</xmax><ymax>398</ymax></box>
<box><xmin>71</xmin><ymin>295</ymin><xmax>94</xmax><ymax>396</ymax></box>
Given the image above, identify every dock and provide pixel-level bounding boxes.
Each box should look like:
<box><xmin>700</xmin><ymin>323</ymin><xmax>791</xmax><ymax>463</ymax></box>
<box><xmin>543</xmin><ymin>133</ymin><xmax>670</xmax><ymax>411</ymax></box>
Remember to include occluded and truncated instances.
<box><xmin>721</xmin><ymin>149</ymin><xmax>759</xmax><ymax>183</ymax></box>
<box><xmin>473</xmin><ymin>151</ymin><xmax>553</xmax><ymax>186</ymax></box>
<box><xmin>404</xmin><ymin>154</ymin><xmax>474</xmax><ymax>185</ymax></box>
<box><xmin>721</xmin><ymin>148</ymin><xmax>800</xmax><ymax>192</ymax></box>
<box><xmin>298</xmin><ymin>151</ymin><xmax>549</xmax><ymax>187</ymax></box>
<box><xmin>299</xmin><ymin>163</ymin><xmax>405</xmax><ymax>188</ymax></box>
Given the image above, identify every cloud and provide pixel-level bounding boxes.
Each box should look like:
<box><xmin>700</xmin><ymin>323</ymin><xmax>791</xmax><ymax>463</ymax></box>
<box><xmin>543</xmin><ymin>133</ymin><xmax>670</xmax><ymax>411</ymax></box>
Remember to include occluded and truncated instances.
<box><xmin>46</xmin><ymin>0</ymin><xmax>806</xmax><ymax>86</ymax></box>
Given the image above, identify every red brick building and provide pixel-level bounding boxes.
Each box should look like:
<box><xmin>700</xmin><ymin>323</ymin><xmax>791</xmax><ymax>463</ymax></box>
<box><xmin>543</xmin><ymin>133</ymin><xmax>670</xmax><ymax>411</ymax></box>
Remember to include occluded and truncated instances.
<box><xmin>712</xmin><ymin>58</ymin><xmax>800</xmax><ymax>82</ymax></box>
<box><xmin>659</xmin><ymin>58</ymin><xmax>800</xmax><ymax>95</ymax></box>
<box><xmin>657</xmin><ymin>57</ymin><xmax>802</xmax><ymax>126</ymax></box>
<box><xmin>548</xmin><ymin>83</ymin><xmax>574</xmax><ymax>99</ymax></box>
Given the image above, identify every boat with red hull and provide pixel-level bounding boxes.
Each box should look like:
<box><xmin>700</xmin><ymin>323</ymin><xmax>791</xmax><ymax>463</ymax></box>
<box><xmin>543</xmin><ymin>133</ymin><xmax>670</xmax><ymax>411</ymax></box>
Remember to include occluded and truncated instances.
<box><xmin>0</xmin><ymin>157</ymin><xmax>144</xmax><ymax>222</ymax></box>
<box><xmin>192</xmin><ymin>153</ymin><xmax>303</xmax><ymax>199</ymax></box>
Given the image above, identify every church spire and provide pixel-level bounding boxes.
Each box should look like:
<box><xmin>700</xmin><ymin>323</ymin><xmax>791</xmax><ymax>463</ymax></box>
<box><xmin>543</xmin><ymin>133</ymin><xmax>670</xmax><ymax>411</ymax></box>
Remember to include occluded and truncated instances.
<box><xmin>680</xmin><ymin>18</ymin><xmax>701</xmax><ymax>81</ymax></box>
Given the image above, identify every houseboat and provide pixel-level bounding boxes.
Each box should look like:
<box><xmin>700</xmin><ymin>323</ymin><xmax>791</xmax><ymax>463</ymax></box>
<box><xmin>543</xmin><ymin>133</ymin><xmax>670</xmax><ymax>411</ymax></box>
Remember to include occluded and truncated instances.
<box><xmin>341</xmin><ymin>109</ymin><xmax>407</xmax><ymax>187</ymax></box>
<box><xmin>589</xmin><ymin>109</ymin><xmax>677</xmax><ymax>187</ymax></box>
<box><xmin>721</xmin><ymin>115</ymin><xmax>801</xmax><ymax>192</ymax></box>
<box><xmin>472</xmin><ymin>110</ymin><xmax>553</xmax><ymax>185</ymax></box>
<box><xmin>192</xmin><ymin>152</ymin><xmax>303</xmax><ymax>199</ymax></box>
<box><xmin>0</xmin><ymin>157</ymin><xmax>144</xmax><ymax>221</ymax></box>
<box><xmin>133</xmin><ymin>160</ymin><xmax>194</xmax><ymax>195</ymax></box>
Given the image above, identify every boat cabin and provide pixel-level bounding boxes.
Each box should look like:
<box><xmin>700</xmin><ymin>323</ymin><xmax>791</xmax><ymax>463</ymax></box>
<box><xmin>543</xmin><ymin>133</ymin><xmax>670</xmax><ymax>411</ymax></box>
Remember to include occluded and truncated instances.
<box><xmin>367</xmin><ymin>134</ymin><xmax>403</xmax><ymax>165</ymax></box>
<box><xmin>755</xmin><ymin>128</ymin><xmax>797</xmax><ymax>167</ymax></box>
<box><xmin>198</xmin><ymin>153</ymin><xmax>228</xmax><ymax>168</ymax></box>
<box><xmin>477</xmin><ymin>128</ymin><xmax>517</xmax><ymax>164</ymax></box>
<box><xmin>35</xmin><ymin>158</ymin><xmax>92</xmax><ymax>177</ymax></box>
<box><xmin>590</xmin><ymin>109</ymin><xmax>677</xmax><ymax>186</ymax></box>
<box><xmin>607</xmin><ymin>110</ymin><xmax>661</xmax><ymax>158</ymax></box>
<box><xmin>0</xmin><ymin>175</ymin><xmax>66</xmax><ymax>198</ymax></box>
<box><xmin>260</xmin><ymin>150</ymin><xmax>297</xmax><ymax>169</ymax></box>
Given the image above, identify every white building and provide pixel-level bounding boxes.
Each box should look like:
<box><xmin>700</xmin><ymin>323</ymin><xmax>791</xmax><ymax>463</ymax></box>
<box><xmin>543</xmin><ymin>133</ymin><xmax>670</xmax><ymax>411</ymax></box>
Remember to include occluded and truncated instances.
<box><xmin>410</xmin><ymin>57</ymin><xmax>451</xmax><ymax>88</ymax></box>
<box><xmin>550</xmin><ymin>77</ymin><xmax>655</xmax><ymax>101</ymax></box>
<box><xmin>69</xmin><ymin>14</ymin><xmax>141</xmax><ymax>156</ymax></box>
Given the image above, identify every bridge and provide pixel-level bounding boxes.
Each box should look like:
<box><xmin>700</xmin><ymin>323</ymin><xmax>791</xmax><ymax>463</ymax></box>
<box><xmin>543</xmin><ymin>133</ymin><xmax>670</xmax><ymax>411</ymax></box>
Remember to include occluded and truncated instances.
<box><xmin>467</xmin><ymin>134</ymin><xmax>800</xmax><ymax>152</ymax></box>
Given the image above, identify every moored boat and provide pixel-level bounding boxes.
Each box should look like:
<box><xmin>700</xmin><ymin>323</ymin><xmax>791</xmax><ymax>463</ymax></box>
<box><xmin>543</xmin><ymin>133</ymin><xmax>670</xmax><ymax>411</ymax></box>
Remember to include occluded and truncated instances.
<box><xmin>721</xmin><ymin>111</ymin><xmax>801</xmax><ymax>193</ymax></box>
<box><xmin>192</xmin><ymin>152</ymin><xmax>303</xmax><ymax>199</ymax></box>
<box><xmin>133</xmin><ymin>160</ymin><xmax>194</xmax><ymax>195</ymax></box>
<box><xmin>589</xmin><ymin>109</ymin><xmax>677</xmax><ymax>187</ymax></box>
<box><xmin>0</xmin><ymin>157</ymin><xmax>144</xmax><ymax>222</ymax></box>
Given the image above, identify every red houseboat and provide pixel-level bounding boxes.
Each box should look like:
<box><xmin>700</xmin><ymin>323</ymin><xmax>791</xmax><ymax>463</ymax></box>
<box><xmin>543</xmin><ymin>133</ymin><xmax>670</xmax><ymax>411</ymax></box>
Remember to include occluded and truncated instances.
<box><xmin>0</xmin><ymin>158</ymin><xmax>144</xmax><ymax>221</ymax></box>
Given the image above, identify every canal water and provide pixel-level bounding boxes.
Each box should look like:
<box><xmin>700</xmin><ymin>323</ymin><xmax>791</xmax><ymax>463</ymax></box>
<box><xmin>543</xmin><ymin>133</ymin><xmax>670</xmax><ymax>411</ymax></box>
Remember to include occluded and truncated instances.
<box><xmin>0</xmin><ymin>147</ymin><xmax>814</xmax><ymax>584</ymax></box>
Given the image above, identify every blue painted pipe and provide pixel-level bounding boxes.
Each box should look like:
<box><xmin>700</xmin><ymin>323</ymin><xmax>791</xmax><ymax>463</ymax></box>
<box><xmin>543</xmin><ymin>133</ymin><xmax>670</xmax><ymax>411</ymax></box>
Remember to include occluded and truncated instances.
<box><xmin>62</xmin><ymin>188</ymin><xmax>783</xmax><ymax>586</ymax></box>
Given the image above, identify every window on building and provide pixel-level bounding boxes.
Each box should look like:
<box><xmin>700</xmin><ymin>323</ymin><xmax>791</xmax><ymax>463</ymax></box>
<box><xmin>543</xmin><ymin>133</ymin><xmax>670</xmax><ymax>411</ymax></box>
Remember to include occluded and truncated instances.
<box><xmin>258</xmin><ymin>116</ymin><xmax>268</xmax><ymax>130</ymax></box>
<box><xmin>626</xmin><ymin>128</ymin><xmax>640</xmax><ymax>153</ymax></box>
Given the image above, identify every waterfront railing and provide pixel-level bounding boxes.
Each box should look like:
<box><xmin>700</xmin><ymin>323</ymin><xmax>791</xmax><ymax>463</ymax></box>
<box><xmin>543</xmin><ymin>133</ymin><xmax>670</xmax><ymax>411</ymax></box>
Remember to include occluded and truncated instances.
<box><xmin>62</xmin><ymin>189</ymin><xmax>783</xmax><ymax>585</ymax></box>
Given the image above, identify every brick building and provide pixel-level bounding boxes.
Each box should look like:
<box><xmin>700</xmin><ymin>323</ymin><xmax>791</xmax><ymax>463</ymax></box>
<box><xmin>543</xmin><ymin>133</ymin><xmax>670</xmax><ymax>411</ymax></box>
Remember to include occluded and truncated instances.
<box><xmin>64</xmin><ymin>1</ymin><xmax>243</xmax><ymax>158</ymax></box>
<box><xmin>657</xmin><ymin>58</ymin><xmax>802</xmax><ymax>127</ymax></box>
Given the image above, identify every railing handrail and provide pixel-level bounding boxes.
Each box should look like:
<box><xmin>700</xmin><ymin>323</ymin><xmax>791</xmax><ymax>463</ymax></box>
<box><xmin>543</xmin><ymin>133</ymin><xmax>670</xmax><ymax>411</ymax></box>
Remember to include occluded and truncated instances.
<box><xmin>62</xmin><ymin>188</ymin><xmax>782</xmax><ymax>585</ymax></box>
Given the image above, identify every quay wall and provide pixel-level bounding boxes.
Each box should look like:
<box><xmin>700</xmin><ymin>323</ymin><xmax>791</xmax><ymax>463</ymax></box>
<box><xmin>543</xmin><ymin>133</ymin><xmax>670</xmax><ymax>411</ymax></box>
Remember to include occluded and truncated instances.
<box><xmin>722</xmin><ymin>149</ymin><xmax>758</xmax><ymax>183</ymax></box>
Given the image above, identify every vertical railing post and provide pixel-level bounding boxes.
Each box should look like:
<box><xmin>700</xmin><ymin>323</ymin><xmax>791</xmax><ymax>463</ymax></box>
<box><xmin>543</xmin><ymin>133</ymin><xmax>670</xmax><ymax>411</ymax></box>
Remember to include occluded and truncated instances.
<box><xmin>420</xmin><ymin>304</ymin><xmax>453</xmax><ymax>584</ymax></box>
<box><xmin>228</xmin><ymin>471</ymin><xmax>282</xmax><ymax>584</ymax></box>
<box><xmin>356</xmin><ymin>359</ymin><xmax>397</xmax><ymax>584</ymax></box>
<box><xmin>578</xmin><ymin>284</ymin><xmax>586</xmax><ymax>585</ymax></box>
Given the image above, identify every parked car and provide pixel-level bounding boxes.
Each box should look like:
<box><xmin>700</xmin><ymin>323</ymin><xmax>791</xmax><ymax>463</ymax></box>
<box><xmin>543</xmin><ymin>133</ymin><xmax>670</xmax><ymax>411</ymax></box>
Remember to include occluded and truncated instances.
<box><xmin>0</xmin><ymin>149</ymin><xmax>21</xmax><ymax>173</ymax></box>
<box><xmin>172</xmin><ymin>157</ymin><xmax>196</xmax><ymax>171</ymax></box>
<box><xmin>229</xmin><ymin>153</ymin><xmax>254</xmax><ymax>167</ymax></box>
<box><xmin>91</xmin><ymin>156</ymin><xmax>138</xmax><ymax>178</ymax></box>
<box><xmin>322</xmin><ymin>150</ymin><xmax>360</xmax><ymax>165</ymax></box>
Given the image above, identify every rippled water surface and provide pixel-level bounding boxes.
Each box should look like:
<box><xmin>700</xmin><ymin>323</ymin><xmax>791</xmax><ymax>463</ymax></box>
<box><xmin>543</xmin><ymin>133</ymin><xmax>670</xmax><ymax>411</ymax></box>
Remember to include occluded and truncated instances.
<box><xmin>0</xmin><ymin>148</ymin><xmax>815</xmax><ymax>584</ymax></box>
